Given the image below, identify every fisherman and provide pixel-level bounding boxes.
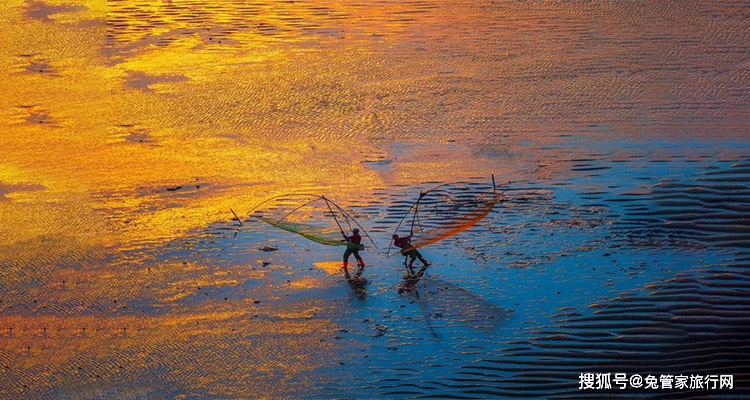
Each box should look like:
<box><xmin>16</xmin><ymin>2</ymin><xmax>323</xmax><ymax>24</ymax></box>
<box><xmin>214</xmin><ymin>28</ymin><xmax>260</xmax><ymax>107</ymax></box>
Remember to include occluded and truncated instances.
<box><xmin>392</xmin><ymin>233</ymin><xmax>430</xmax><ymax>273</ymax></box>
<box><xmin>343</xmin><ymin>228</ymin><xmax>365</xmax><ymax>279</ymax></box>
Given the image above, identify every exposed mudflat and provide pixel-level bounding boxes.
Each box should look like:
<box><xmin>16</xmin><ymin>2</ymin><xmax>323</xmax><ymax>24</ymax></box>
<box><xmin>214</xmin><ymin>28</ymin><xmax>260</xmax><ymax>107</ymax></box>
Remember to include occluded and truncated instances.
<box><xmin>1</xmin><ymin>1</ymin><xmax>749</xmax><ymax>398</ymax></box>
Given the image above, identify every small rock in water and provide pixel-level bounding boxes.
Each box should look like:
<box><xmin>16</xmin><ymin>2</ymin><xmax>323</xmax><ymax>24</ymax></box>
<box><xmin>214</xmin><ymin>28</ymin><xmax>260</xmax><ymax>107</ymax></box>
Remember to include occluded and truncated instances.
<box><xmin>259</xmin><ymin>246</ymin><xmax>278</xmax><ymax>252</ymax></box>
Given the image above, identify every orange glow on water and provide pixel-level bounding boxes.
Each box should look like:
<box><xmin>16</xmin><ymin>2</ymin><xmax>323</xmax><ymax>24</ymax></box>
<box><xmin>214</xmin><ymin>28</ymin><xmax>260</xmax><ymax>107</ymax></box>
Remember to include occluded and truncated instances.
<box><xmin>313</xmin><ymin>261</ymin><xmax>345</xmax><ymax>276</ymax></box>
<box><xmin>2</xmin><ymin>0</ymin><xmax>749</xmax><ymax>397</ymax></box>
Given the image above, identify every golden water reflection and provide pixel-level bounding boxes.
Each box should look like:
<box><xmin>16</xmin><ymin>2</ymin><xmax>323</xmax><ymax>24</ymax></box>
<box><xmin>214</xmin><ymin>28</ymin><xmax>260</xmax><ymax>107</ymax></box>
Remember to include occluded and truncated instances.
<box><xmin>2</xmin><ymin>0</ymin><xmax>749</xmax><ymax>397</ymax></box>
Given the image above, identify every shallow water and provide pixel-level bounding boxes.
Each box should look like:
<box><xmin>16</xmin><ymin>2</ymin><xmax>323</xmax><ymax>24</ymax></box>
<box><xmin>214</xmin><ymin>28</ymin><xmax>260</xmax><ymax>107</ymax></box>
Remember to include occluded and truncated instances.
<box><xmin>1</xmin><ymin>0</ymin><xmax>749</xmax><ymax>398</ymax></box>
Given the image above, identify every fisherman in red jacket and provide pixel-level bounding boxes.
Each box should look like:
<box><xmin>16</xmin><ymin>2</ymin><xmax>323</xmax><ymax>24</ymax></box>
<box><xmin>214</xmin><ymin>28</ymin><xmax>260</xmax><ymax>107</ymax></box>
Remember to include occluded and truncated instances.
<box><xmin>392</xmin><ymin>233</ymin><xmax>430</xmax><ymax>273</ymax></box>
<box><xmin>343</xmin><ymin>228</ymin><xmax>365</xmax><ymax>279</ymax></box>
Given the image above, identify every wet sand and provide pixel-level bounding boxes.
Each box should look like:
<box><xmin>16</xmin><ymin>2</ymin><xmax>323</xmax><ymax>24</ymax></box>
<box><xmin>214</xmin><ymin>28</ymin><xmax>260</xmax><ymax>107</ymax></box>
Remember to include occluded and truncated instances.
<box><xmin>2</xmin><ymin>1</ymin><xmax>750</xmax><ymax>399</ymax></box>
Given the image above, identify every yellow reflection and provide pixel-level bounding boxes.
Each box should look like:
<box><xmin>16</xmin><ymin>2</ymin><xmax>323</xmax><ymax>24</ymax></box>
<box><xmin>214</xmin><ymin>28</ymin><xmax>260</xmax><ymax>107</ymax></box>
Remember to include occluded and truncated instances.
<box><xmin>288</xmin><ymin>276</ymin><xmax>328</xmax><ymax>289</ymax></box>
<box><xmin>0</xmin><ymin>0</ymin><xmax>564</xmax><ymax>397</ymax></box>
<box><xmin>2</xmin><ymin>0</ymin><xmax>402</xmax><ymax>250</ymax></box>
<box><xmin>0</xmin><ymin>311</ymin><xmax>340</xmax><ymax>396</ymax></box>
<box><xmin>312</xmin><ymin>261</ymin><xmax>344</xmax><ymax>276</ymax></box>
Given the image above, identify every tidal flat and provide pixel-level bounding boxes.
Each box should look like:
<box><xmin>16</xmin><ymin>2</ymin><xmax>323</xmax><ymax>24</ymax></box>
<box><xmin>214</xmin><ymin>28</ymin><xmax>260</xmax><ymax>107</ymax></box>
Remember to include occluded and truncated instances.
<box><xmin>1</xmin><ymin>1</ymin><xmax>749</xmax><ymax>398</ymax></box>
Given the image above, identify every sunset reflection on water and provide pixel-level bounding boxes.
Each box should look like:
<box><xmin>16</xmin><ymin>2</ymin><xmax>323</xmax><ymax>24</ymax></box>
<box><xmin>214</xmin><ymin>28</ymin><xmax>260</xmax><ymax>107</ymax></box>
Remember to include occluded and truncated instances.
<box><xmin>2</xmin><ymin>0</ymin><xmax>749</xmax><ymax>398</ymax></box>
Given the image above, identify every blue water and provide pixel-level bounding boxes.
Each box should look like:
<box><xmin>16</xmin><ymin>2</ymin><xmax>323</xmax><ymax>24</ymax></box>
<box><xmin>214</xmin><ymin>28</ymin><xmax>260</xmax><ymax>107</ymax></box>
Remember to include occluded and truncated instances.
<box><xmin>2</xmin><ymin>0</ymin><xmax>750</xmax><ymax>398</ymax></box>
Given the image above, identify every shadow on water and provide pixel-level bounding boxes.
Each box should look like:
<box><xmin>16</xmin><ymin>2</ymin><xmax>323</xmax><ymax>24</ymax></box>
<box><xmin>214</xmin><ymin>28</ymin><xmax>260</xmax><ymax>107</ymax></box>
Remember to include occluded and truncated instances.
<box><xmin>401</xmin><ymin>275</ymin><xmax>514</xmax><ymax>334</ymax></box>
<box><xmin>3</xmin><ymin>158</ymin><xmax>750</xmax><ymax>399</ymax></box>
<box><xmin>3</xmin><ymin>0</ymin><xmax>750</xmax><ymax>396</ymax></box>
<box><xmin>347</xmin><ymin>275</ymin><xmax>368</xmax><ymax>300</ymax></box>
<box><xmin>447</xmin><ymin>160</ymin><xmax>750</xmax><ymax>399</ymax></box>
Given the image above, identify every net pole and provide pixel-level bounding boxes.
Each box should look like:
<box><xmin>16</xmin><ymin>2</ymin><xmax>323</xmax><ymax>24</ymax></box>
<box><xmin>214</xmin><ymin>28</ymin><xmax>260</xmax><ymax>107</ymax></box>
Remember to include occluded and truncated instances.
<box><xmin>414</xmin><ymin>203</ymin><xmax>424</xmax><ymax>234</ymax></box>
<box><xmin>328</xmin><ymin>198</ymin><xmax>379</xmax><ymax>249</ymax></box>
<box><xmin>322</xmin><ymin>196</ymin><xmax>346</xmax><ymax>239</ymax></box>
<box><xmin>229</xmin><ymin>208</ymin><xmax>243</xmax><ymax>226</ymax></box>
<box><xmin>409</xmin><ymin>199</ymin><xmax>422</xmax><ymax>236</ymax></box>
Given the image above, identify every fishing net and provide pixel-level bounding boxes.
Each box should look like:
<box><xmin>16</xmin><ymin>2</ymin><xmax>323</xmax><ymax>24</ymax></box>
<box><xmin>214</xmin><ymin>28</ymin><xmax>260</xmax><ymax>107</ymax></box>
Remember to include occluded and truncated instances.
<box><xmin>389</xmin><ymin>182</ymin><xmax>503</xmax><ymax>255</ymax></box>
<box><xmin>250</xmin><ymin>194</ymin><xmax>371</xmax><ymax>249</ymax></box>
<box><xmin>255</xmin><ymin>217</ymin><xmax>347</xmax><ymax>246</ymax></box>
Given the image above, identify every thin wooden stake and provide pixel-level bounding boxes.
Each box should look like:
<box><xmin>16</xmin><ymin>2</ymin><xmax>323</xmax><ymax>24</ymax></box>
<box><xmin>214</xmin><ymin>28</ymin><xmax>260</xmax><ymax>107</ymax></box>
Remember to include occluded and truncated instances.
<box><xmin>230</xmin><ymin>208</ymin><xmax>243</xmax><ymax>226</ymax></box>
